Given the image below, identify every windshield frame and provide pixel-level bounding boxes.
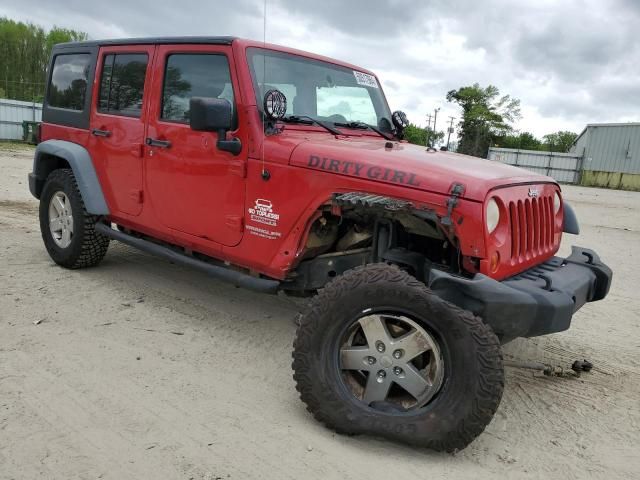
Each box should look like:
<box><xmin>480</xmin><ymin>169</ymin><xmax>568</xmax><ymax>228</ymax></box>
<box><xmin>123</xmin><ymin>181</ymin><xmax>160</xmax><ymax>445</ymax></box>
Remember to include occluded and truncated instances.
<box><xmin>245</xmin><ymin>46</ymin><xmax>393</xmax><ymax>133</ymax></box>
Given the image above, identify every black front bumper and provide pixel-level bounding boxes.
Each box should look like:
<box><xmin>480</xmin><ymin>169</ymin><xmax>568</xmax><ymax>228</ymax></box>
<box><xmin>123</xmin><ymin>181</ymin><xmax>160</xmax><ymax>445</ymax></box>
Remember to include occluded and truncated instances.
<box><xmin>428</xmin><ymin>247</ymin><xmax>613</xmax><ymax>343</ymax></box>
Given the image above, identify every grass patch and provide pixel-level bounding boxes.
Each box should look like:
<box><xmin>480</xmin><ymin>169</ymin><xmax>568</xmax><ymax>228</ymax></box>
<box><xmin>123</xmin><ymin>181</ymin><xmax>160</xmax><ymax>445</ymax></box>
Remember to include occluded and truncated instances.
<box><xmin>0</xmin><ymin>140</ymin><xmax>35</xmax><ymax>152</ymax></box>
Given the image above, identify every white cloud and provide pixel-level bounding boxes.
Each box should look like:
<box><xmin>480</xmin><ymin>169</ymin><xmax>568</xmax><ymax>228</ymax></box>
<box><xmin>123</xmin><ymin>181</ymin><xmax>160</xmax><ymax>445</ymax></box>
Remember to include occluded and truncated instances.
<box><xmin>2</xmin><ymin>0</ymin><xmax>638</xmax><ymax>139</ymax></box>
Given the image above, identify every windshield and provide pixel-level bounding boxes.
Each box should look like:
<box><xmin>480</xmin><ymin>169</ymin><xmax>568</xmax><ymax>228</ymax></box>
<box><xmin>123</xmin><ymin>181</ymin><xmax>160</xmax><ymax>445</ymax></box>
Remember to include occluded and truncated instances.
<box><xmin>247</xmin><ymin>47</ymin><xmax>393</xmax><ymax>132</ymax></box>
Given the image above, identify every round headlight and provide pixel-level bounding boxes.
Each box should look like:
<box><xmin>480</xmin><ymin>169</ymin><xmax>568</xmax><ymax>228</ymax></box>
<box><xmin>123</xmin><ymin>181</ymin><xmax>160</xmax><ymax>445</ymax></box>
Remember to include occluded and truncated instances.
<box><xmin>554</xmin><ymin>192</ymin><xmax>562</xmax><ymax>214</ymax></box>
<box><xmin>486</xmin><ymin>198</ymin><xmax>500</xmax><ymax>233</ymax></box>
<box><xmin>391</xmin><ymin>110</ymin><xmax>409</xmax><ymax>130</ymax></box>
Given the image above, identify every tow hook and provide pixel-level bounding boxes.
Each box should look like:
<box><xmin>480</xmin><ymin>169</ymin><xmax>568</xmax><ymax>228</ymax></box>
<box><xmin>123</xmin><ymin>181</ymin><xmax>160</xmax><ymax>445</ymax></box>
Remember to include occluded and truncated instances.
<box><xmin>504</xmin><ymin>358</ymin><xmax>594</xmax><ymax>377</ymax></box>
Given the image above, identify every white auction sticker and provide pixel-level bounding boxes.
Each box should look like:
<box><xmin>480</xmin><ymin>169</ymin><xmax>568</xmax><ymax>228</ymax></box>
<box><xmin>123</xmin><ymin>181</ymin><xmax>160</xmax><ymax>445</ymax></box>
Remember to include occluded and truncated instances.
<box><xmin>353</xmin><ymin>71</ymin><xmax>379</xmax><ymax>89</ymax></box>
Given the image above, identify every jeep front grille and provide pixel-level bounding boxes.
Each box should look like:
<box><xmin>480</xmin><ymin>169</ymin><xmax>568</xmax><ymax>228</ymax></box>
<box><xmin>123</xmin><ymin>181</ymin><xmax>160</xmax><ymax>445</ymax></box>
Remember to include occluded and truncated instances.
<box><xmin>508</xmin><ymin>195</ymin><xmax>556</xmax><ymax>263</ymax></box>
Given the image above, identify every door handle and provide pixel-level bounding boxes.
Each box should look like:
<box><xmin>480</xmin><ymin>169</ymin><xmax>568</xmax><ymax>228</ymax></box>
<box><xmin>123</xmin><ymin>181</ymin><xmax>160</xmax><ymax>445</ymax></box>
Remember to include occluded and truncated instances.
<box><xmin>91</xmin><ymin>128</ymin><xmax>111</xmax><ymax>137</ymax></box>
<box><xmin>145</xmin><ymin>138</ymin><xmax>171</xmax><ymax>148</ymax></box>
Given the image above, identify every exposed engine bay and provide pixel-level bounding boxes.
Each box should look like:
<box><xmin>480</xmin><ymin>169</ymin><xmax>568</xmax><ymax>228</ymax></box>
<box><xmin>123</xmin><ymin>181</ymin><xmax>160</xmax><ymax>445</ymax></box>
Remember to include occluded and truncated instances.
<box><xmin>284</xmin><ymin>193</ymin><xmax>461</xmax><ymax>292</ymax></box>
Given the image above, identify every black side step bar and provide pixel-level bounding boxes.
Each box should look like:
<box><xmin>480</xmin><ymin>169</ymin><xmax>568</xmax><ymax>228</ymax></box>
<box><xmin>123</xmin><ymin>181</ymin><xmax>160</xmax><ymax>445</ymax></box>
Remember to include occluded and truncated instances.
<box><xmin>95</xmin><ymin>223</ymin><xmax>280</xmax><ymax>294</ymax></box>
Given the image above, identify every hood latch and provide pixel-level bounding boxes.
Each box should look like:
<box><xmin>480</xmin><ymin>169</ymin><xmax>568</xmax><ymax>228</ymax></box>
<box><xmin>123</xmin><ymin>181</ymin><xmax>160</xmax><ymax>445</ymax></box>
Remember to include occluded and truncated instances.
<box><xmin>441</xmin><ymin>183</ymin><xmax>465</xmax><ymax>227</ymax></box>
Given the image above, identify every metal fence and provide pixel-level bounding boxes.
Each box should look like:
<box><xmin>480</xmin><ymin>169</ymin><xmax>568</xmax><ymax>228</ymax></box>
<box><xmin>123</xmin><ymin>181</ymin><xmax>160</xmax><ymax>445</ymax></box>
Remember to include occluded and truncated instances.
<box><xmin>487</xmin><ymin>147</ymin><xmax>584</xmax><ymax>184</ymax></box>
<box><xmin>0</xmin><ymin>98</ymin><xmax>42</xmax><ymax>140</ymax></box>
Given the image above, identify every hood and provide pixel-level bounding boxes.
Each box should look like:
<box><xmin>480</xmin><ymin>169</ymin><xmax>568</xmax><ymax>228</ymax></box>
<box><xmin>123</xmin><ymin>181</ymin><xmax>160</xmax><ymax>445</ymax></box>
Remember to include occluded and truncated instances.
<box><xmin>289</xmin><ymin>136</ymin><xmax>555</xmax><ymax>201</ymax></box>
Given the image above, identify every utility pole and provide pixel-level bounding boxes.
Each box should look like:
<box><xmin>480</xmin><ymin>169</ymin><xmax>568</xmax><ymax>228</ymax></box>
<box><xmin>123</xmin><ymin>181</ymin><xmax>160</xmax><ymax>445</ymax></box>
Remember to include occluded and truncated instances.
<box><xmin>425</xmin><ymin>114</ymin><xmax>432</xmax><ymax>146</ymax></box>
<box><xmin>446</xmin><ymin>116</ymin><xmax>455</xmax><ymax>151</ymax></box>
<box><xmin>433</xmin><ymin>108</ymin><xmax>440</xmax><ymax>134</ymax></box>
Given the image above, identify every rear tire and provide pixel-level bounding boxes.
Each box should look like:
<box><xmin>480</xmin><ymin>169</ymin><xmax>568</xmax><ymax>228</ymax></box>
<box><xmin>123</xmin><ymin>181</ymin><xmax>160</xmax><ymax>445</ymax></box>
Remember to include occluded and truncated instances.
<box><xmin>39</xmin><ymin>169</ymin><xmax>109</xmax><ymax>269</ymax></box>
<box><xmin>292</xmin><ymin>263</ymin><xmax>504</xmax><ymax>451</ymax></box>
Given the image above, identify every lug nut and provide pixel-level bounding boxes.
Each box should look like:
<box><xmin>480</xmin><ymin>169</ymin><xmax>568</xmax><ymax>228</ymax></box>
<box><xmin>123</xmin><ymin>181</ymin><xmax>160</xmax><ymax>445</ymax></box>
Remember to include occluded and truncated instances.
<box><xmin>366</xmin><ymin>356</ymin><xmax>376</xmax><ymax>365</ymax></box>
<box><xmin>376</xmin><ymin>370</ymin><xmax>386</xmax><ymax>382</ymax></box>
<box><xmin>392</xmin><ymin>349</ymin><xmax>404</xmax><ymax>359</ymax></box>
<box><xmin>376</xmin><ymin>341</ymin><xmax>385</xmax><ymax>353</ymax></box>
<box><xmin>393</xmin><ymin>366</ymin><xmax>403</xmax><ymax>376</ymax></box>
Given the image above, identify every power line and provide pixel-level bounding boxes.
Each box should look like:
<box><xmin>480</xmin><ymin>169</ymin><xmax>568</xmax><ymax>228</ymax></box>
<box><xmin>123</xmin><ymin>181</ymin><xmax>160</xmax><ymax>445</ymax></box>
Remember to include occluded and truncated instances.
<box><xmin>433</xmin><ymin>108</ymin><xmax>440</xmax><ymax>134</ymax></box>
<box><xmin>446</xmin><ymin>116</ymin><xmax>455</xmax><ymax>151</ymax></box>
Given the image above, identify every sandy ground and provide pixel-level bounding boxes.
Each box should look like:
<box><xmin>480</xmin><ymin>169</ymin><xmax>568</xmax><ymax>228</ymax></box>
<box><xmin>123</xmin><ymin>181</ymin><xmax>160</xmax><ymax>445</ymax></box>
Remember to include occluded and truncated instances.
<box><xmin>0</xmin><ymin>143</ymin><xmax>638</xmax><ymax>480</ymax></box>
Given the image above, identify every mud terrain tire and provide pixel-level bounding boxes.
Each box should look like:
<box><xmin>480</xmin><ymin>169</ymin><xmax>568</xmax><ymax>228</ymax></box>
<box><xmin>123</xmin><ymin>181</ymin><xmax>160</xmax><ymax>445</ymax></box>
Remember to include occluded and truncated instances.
<box><xmin>292</xmin><ymin>263</ymin><xmax>504</xmax><ymax>451</ymax></box>
<box><xmin>39</xmin><ymin>168</ymin><xmax>109</xmax><ymax>269</ymax></box>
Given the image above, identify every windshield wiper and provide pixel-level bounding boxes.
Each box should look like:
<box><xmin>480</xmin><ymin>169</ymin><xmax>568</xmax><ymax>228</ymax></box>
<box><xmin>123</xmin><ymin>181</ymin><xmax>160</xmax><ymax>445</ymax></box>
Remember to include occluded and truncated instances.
<box><xmin>282</xmin><ymin>115</ymin><xmax>342</xmax><ymax>136</ymax></box>
<box><xmin>333</xmin><ymin>121</ymin><xmax>394</xmax><ymax>140</ymax></box>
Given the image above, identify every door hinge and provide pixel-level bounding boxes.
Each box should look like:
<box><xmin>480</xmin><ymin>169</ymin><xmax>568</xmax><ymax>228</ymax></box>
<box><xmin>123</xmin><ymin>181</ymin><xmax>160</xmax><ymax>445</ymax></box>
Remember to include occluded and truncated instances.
<box><xmin>129</xmin><ymin>189</ymin><xmax>144</xmax><ymax>204</ymax></box>
<box><xmin>225</xmin><ymin>215</ymin><xmax>244</xmax><ymax>232</ymax></box>
<box><xmin>228</xmin><ymin>160</ymin><xmax>247</xmax><ymax>178</ymax></box>
<box><xmin>131</xmin><ymin>143</ymin><xmax>144</xmax><ymax>158</ymax></box>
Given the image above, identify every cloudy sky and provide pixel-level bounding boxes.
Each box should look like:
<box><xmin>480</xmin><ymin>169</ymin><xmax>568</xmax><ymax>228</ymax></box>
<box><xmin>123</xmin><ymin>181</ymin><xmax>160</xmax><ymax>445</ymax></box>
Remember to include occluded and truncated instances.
<box><xmin>2</xmin><ymin>0</ymin><xmax>638</xmax><ymax>138</ymax></box>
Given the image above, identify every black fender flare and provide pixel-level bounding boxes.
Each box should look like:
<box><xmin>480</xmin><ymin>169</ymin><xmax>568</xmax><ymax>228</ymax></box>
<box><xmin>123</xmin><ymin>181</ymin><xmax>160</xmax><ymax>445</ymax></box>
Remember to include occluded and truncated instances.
<box><xmin>563</xmin><ymin>201</ymin><xmax>580</xmax><ymax>235</ymax></box>
<box><xmin>29</xmin><ymin>139</ymin><xmax>109</xmax><ymax>215</ymax></box>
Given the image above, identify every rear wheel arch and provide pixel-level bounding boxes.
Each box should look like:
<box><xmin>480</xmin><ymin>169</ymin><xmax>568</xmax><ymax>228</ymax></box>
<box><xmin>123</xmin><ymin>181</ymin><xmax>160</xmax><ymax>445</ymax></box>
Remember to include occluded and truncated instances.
<box><xmin>32</xmin><ymin>140</ymin><xmax>109</xmax><ymax>215</ymax></box>
<box><xmin>39</xmin><ymin>168</ymin><xmax>110</xmax><ymax>269</ymax></box>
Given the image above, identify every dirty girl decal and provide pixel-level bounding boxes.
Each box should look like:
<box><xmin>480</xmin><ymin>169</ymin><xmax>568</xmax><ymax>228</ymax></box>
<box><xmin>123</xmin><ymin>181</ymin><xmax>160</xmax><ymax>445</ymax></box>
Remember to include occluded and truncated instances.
<box><xmin>307</xmin><ymin>155</ymin><xmax>420</xmax><ymax>187</ymax></box>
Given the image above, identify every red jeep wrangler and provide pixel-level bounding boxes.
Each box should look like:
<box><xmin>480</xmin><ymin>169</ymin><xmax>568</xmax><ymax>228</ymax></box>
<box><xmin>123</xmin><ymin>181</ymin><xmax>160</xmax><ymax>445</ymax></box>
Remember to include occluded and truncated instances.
<box><xmin>29</xmin><ymin>36</ymin><xmax>612</xmax><ymax>451</ymax></box>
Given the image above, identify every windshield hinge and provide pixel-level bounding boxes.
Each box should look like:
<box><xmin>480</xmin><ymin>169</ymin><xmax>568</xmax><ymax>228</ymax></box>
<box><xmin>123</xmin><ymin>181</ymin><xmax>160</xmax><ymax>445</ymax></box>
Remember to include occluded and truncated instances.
<box><xmin>264</xmin><ymin>119</ymin><xmax>284</xmax><ymax>136</ymax></box>
<box><xmin>441</xmin><ymin>183</ymin><xmax>465</xmax><ymax>227</ymax></box>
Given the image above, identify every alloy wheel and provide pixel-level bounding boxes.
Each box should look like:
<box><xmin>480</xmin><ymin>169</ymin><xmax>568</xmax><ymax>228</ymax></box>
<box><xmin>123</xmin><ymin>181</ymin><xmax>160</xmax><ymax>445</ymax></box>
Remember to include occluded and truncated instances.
<box><xmin>339</xmin><ymin>312</ymin><xmax>445</xmax><ymax>411</ymax></box>
<box><xmin>48</xmin><ymin>191</ymin><xmax>74</xmax><ymax>248</ymax></box>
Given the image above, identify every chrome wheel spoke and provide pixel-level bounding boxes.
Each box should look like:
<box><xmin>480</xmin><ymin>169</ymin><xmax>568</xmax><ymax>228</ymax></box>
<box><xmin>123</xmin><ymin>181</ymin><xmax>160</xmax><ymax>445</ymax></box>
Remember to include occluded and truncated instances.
<box><xmin>358</xmin><ymin>315</ymin><xmax>391</xmax><ymax>346</ymax></box>
<box><xmin>362</xmin><ymin>372</ymin><xmax>391</xmax><ymax>404</ymax></box>
<box><xmin>61</xmin><ymin>227</ymin><xmax>71</xmax><ymax>246</ymax></box>
<box><xmin>49</xmin><ymin>217</ymin><xmax>63</xmax><ymax>232</ymax></box>
<box><xmin>341</xmin><ymin>346</ymin><xmax>372</xmax><ymax>371</ymax></box>
<box><xmin>52</xmin><ymin>195</ymin><xmax>65</xmax><ymax>215</ymax></box>
<box><xmin>393</xmin><ymin>363</ymin><xmax>432</xmax><ymax>399</ymax></box>
<box><xmin>391</xmin><ymin>328</ymin><xmax>434</xmax><ymax>361</ymax></box>
<box><xmin>67</xmin><ymin>215</ymin><xmax>74</xmax><ymax>233</ymax></box>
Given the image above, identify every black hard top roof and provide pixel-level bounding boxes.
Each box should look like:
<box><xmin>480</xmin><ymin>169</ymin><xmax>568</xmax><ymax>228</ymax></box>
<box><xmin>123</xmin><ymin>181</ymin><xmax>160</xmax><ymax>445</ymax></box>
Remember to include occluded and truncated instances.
<box><xmin>53</xmin><ymin>36</ymin><xmax>237</xmax><ymax>49</ymax></box>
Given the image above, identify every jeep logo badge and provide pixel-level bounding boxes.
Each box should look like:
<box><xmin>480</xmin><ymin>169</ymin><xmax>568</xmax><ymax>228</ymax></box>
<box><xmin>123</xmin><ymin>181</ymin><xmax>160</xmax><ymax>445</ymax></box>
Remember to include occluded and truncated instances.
<box><xmin>528</xmin><ymin>188</ymin><xmax>539</xmax><ymax>198</ymax></box>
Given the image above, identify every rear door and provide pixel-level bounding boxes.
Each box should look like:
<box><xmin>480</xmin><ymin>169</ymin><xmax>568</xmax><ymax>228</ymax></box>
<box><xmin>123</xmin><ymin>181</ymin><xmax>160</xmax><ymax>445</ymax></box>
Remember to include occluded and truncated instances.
<box><xmin>89</xmin><ymin>45</ymin><xmax>155</xmax><ymax>216</ymax></box>
<box><xmin>144</xmin><ymin>45</ymin><xmax>246</xmax><ymax>246</ymax></box>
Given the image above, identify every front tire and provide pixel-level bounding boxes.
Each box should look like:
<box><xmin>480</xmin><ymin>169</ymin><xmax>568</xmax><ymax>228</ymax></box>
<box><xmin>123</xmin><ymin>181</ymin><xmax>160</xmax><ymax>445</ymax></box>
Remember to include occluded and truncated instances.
<box><xmin>292</xmin><ymin>263</ymin><xmax>504</xmax><ymax>451</ymax></box>
<box><xmin>39</xmin><ymin>168</ymin><xmax>109</xmax><ymax>269</ymax></box>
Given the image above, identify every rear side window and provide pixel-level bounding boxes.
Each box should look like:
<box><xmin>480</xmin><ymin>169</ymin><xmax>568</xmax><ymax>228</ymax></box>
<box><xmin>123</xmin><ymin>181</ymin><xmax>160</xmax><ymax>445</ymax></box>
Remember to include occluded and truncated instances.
<box><xmin>47</xmin><ymin>53</ymin><xmax>91</xmax><ymax>110</ymax></box>
<box><xmin>161</xmin><ymin>54</ymin><xmax>235</xmax><ymax>123</ymax></box>
<box><xmin>99</xmin><ymin>53</ymin><xmax>149</xmax><ymax>117</ymax></box>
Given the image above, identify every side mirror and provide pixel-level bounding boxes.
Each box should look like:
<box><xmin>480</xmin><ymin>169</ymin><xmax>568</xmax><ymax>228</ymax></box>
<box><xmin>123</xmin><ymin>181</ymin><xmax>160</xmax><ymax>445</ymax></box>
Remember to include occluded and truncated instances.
<box><xmin>189</xmin><ymin>97</ymin><xmax>241</xmax><ymax>156</ymax></box>
<box><xmin>190</xmin><ymin>97</ymin><xmax>232</xmax><ymax>132</ymax></box>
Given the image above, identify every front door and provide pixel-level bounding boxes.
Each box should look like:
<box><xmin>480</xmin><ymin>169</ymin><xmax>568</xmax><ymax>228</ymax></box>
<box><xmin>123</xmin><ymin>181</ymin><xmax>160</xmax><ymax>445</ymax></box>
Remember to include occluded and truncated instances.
<box><xmin>145</xmin><ymin>45</ymin><xmax>246</xmax><ymax>247</ymax></box>
<box><xmin>89</xmin><ymin>45</ymin><xmax>155</xmax><ymax>216</ymax></box>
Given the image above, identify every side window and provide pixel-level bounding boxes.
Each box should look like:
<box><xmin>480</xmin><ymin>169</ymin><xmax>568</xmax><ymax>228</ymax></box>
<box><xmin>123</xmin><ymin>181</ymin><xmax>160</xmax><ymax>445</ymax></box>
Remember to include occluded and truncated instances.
<box><xmin>48</xmin><ymin>53</ymin><xmax>91</xmax><ymax>110</ymax></box>
<box><xmin>98</xmin><ymin>53</ymin><xmax>148</xmax><ymax>117</ymax></box>
<box><xmin>161</xmin><ymin>54</ymin><xmax>235</xmax><ymax>123</ymax></box>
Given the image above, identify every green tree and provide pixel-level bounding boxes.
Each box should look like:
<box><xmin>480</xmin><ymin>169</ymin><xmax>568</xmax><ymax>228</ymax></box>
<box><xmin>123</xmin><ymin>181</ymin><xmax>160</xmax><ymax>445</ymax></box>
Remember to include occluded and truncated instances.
<box><xmin>0</xmin><ymin>17</ymin><xmax>87</xmax><ymax>101</ymax></box>
<box><xmin>161</xmin><ymin>66</ymin><xmax>192</xmax><ymax>120</ymax></box>
<box><xmin>403</xmin><ymin>124</ymin><xmax>424</xmax><ymax>145</ymax></box>
<box><xmin>404</xmin><ymin>123</ymin><xmax>445</xmax><ymax>147</ymax></box>
<box><xmin>446</xmin><ymin>83</ymin><xmax>521</xmax><ymax>157</ymax></box>
<box><xmin>495</xmin><ymin>131</ymin><xmax>541</xmax><ymax>150</ymax></box>
<box><xmin>542</xmin><ymin>131</ymin><xmax>578</xmax><ymax>152</ymax></box>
